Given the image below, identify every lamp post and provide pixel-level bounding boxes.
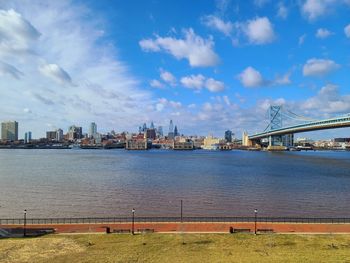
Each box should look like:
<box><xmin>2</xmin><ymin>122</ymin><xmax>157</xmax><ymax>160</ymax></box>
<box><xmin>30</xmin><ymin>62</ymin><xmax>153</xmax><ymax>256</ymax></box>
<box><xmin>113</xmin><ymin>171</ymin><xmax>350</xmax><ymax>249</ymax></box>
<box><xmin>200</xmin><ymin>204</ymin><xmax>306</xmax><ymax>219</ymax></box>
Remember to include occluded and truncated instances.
<box><xmin>131</xmin><ymin>208</ymin><xmax>135</xmax><ymax>235</ymax></box>
<box><xmin>180</xmin><ymin>200</ymin><xmax>183</xmax><ymax>223</ymax></box>
<box><xmin>23</xmin><ymin>209</ymin><xmax>27</xmax><ymax>237</ymax></box>
<box><xmin>254</xmin><ymin>209</ymin><xmax>258</xmax><ymax>235</ymax></box>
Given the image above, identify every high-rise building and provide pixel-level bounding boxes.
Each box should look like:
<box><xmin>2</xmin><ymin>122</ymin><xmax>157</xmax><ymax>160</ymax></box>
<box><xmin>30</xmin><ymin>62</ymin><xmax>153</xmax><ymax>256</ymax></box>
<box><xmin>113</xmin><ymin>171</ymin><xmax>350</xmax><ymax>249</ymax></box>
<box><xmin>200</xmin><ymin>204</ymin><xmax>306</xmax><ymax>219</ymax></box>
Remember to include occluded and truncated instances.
<box><xmin>68</xmin><ymin>125</ymin><xmax>83</xmax><ymax>140</ymax></box>
<box><xmin>1</xmin><ymin>121</ymin><xmax>18</xmax><ymax>141</ymax></box>
<box><xmin>174</xmin><ymin>125</ymin><xmax>179</xmax><ymax>137</ymax></box>
<box><xmin>157</xmin><ymin>126</ymin><xmax>163</xmax><ymax>137</ymax></box>
<box><xmin>168</xmin><ymin>120</ymin><xmax>174</xmax><ymax>139</ymax></box>
<box><xmin>150</xmin><ymin>121</ymin><xmax>155</xmax><ymax>129</ymax></box>
<box><xmin>145</xmin><ymin>129</ymin><xmax>156</xmax><ymax>140</ymax></box>
<box><xmin>142</xmin><ymin>123</ymin><xmax>147</xmax><ymax>132</ymax></box>
<box><xmin>56</xmin><ymin>129</ymin><xmax>63</xmax><ymax>142</ymax></box>
<box><xmin>46</xmin><ymin>131</ymin><xmax>57</xmax><ymax>141</ymax></box>
<box><xmin>225</xmin><ymin>130</ymin><xmax>233</xmax><ymax>143</ymax></box>
<box><xmin>89</xmin><ymin>122</ymin><xmax>97</xmax><ymax>138</ymax></box>
<box><xmin>24</xmin><ymin>131</ymin><xmax>32</xmax><ymax>144</ymax></box>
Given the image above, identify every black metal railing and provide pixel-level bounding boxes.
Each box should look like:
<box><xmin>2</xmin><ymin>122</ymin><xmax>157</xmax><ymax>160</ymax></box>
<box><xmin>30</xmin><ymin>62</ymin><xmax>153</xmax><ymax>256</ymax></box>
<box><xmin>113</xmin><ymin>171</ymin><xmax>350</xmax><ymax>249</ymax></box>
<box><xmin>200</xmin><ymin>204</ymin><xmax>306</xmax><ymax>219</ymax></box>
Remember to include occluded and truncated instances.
<box><xmin>1</xmin><ymin>216</ymin><xmax>350</xmax><ymax>225</ymax></box>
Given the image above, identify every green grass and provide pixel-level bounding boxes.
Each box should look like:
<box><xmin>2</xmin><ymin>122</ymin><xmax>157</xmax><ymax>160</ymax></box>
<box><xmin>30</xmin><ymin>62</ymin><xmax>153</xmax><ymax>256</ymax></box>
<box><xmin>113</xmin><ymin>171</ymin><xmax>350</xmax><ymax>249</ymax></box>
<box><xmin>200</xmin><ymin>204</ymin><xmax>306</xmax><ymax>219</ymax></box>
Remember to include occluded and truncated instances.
<box><xmin>1</xmin><ymin>233</ymin><xmax>350</xmax><ymax>263</ymax></box>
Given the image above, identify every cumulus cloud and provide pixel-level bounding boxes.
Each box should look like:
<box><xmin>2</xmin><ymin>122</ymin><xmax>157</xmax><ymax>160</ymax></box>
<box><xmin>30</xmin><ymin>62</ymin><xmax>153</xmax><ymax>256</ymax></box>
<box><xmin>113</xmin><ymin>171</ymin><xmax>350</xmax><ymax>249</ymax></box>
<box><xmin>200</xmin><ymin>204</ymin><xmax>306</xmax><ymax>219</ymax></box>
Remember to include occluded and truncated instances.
<box><xmin>39</xmin><ymin>63</ymin><xmax>73</xmax><ymax>85</ymax></box>
<box><xmin>180</xmin><ymin>74</ymin><xmax>225</xmax><ymax>92</ymax></box>
<box><xmin>180</xmin><ymin>74</ymin><xmax>205</xmax><ymax>90</ymax></box>
<box><xmin>237</xmin><ymin>66</ymin><xmax>291</xmax><ymax>88</ymax></box>
<box><xmin>0</xmin><ymin>61</ymin><xmax>23</xmax><ymax>79</ymax></box>
<box><xmin>300</xmin><ymin>0</ymin><xmax>350</xmax><ymax>21</ymax></box>
<box><xmin>315</xmin><ymin>28</ymin><xmax>333</xmax><ymax>38</ymax></box>
<box><xmin>149</xmin><ymin>79</ymin><xmax>164</xmax><ymax>89</ymax></box>
<box><xmin>242</xmin><ymin>17</ymin><xmax>275</xmax><ymax>44</ymax></box>
<box><xmin>301</xmin><ymin>84</ymin><xmax>350</xmax><ymax>113</ymax></box>
<box><xmin>345</xmin><ymin>24</ymin><xmax>350</xmax><ymax>38</ymax></box>
<box><xmin>139</xmin><ymin>28</ymin><xmax>220</xmax><ymax>67</ymax></box>
<box><xmin>303</xmin><ymin>58</ymin><xmax>340</xmax><ymax>77</ymax></box>
<box><xmin>160</xmin><ymin>69</ymin><xmax>176</xmax><ymax>86</ymax></box>
<box><xmin>201</xmin><ymin>15</ymin><xmax>233</xmax><ymax>36</ymax></box>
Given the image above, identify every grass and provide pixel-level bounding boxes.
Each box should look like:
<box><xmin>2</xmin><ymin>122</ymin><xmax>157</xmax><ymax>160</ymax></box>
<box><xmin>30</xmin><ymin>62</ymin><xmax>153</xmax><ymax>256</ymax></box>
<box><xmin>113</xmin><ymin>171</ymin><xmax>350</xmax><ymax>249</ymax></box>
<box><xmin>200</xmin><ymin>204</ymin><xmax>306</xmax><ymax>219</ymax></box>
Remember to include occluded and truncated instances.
<box><xmin>1</xmin><ymin>233</ymin><xmax>350</xmax><ymax>263</ymax></box>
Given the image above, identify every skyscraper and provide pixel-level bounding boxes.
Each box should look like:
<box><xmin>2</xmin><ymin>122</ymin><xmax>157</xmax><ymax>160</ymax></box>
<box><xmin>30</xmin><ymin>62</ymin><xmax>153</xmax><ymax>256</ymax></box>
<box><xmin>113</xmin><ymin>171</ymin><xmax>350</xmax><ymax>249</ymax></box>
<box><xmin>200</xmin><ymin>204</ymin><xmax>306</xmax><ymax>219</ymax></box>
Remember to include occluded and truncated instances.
<box><xmin>89</xmin><ymin>122</ymin><xmax>97</xmax><ymax>138</ymax></box>
<box><xmin>1</xmin><ymin>121</ymin><xmax>18</xmax><ymax>141</ymax></box>
<box><xmin>174</xmin><ymin>125</ymin><xmax>179</xmax><ymax>137</ymax></box>
<box><xmin>150</xmin><ymin>121</ymin><xmax>155</xmax><ymax>129</ymax></box>
<box><xmin>24</xmin><ymin>131</ymin><xmax>32</xmax><ymax>144</ymax></box>
<box><xmin>225</xmin><ymin>130</ymin><xmax>233</xmax><ymax>143</ymax></box>
<box><xmin>168</xmin><ymin>120</ymin><xmax>174</xmax><ymax>140</ymax></box>
<box><xmin>157</xmin><ymin>126</ymin><xmax>163</xmax><ymax>137</ymax></box>
<box><xmin>56</xmin><ymin>129</ymin><xmax>63</xmax><ymax>142</ymax></box>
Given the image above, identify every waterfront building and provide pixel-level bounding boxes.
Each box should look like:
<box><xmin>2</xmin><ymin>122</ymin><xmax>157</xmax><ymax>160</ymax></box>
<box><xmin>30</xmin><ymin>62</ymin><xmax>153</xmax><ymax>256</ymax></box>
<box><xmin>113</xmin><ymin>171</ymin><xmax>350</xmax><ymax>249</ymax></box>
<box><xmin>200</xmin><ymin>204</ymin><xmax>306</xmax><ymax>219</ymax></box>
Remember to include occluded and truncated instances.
<box><xmin>202</xmin><ymin>135</ymin><xmax>224</xmax><ymax>150</ymax></box>
<box><xmin>224</xmin><ymin>130</ymin><xmax>233</xmax><ymax>142</ymax></box>
<box><xmin>168</xmin><ymin>120</ymin><xmax>174</xmax><ymax>140</ymax></box>
<box><xmin>125</xmin><ymin>139</ymin><xmax>148</xmax><ymax>150</ymax></box>
<box><xmin>1</xmin><ymin>121</ymin><xmax>18</xmax><ymax>141</ymax></box>
<box><xmin>46</xmin><ymin>131</ymin><xmax>57</xmax><ymax>141</ymax></box>
<box><xmin>282</xmin><ymin>134</ymin><xmax>294</xmax><ymax>147</ymax></box>
<box><xmin>145</xmin><ymin>128</ymin><xmax>156</xmax><ymax>140</ymax></box>
<box><xmin>68</xmin><ymin>125</ymin><xmax>83</xmax><ymax>140</ymax></box>
<box><xmin>173</xmin><ymin>138</ymin><xmax>194</xmax><ymax>150</ymax></box>
<box><xmin>89</xmin><ymin>122</ymin><xmax>97</xmax><ymax>138</ymax></box>
<box><xmin>24</xmin><ymin>131</ymin><xmax>32</xmax><ymax>144</ymax></box>
<box><xmin>56</xmin><ymin>129</ymin><xmax>63</xmax><ymax>142</ymax></box>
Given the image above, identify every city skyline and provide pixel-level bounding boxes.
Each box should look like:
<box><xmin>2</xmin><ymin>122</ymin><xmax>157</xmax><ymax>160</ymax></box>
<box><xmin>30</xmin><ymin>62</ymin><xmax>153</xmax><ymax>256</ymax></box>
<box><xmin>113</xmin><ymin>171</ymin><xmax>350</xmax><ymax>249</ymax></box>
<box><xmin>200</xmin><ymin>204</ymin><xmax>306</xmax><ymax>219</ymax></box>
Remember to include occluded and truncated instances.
<box><xmin>1</xmin><ymin>1</ymin><xmax>350</xmax><ymax>139</ymax></box>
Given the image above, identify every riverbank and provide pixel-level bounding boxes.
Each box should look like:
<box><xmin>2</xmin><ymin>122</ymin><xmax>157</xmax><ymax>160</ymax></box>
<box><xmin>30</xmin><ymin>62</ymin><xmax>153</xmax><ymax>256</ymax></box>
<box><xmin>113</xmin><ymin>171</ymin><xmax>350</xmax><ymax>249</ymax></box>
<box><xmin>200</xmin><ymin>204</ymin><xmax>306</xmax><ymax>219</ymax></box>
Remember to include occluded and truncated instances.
<box><xmin>1</xmin><ymin>233</ymin><xmax>350</xmax><ymax>263</ymax></box>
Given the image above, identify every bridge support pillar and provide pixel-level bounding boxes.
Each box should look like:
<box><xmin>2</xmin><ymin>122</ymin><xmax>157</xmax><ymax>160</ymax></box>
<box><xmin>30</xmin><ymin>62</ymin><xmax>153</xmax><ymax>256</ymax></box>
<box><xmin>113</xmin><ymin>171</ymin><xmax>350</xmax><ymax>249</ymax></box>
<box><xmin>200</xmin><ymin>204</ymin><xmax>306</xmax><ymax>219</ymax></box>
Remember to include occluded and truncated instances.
<box><xmin>242</xmin><ymin>132</ymin><xmax>253</xmax><ymax>147</ymax></box>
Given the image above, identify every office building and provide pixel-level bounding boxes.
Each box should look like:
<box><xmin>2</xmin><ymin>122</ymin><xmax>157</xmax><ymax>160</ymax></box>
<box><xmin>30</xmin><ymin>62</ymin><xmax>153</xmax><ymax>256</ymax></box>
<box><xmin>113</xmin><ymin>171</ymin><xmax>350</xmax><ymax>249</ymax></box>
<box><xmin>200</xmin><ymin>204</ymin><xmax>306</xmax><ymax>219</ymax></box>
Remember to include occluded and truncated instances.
<box><xmin>46</xmin><ymin>131</ymin><xmax>57</xmax><ymax>141</ymax></box>
<box><xmin>24</xmin><ymin>131</ymin><xmax>32</xmax><ymax>144</ymax></box>
<box><xmin>225</xmin><ymin>130</ymin><xmax>233</xmax><ymax>143</ymax></box>
<box><xmin>168</xmin><ymin>120</ymin><xmax>174</xmax><ymax>140</ymax></box>
<box><xmin>68</xmin><ymin>125</ymin><xmax>83</xmax><ymax>140</ymax></box>
<box><xmin>56</xmin><ymin>129</ymin><xmax>63</xmax><ymax>142</ymax></box>
<box><xmin>89</xmin><ymin>122</ymin><xmax>97</xmax><ymax>138</ymax></box>
<box><xmin>1</xmin><ymin>121</ymin><xmax>18</xmax><ymax>141</ymax></box>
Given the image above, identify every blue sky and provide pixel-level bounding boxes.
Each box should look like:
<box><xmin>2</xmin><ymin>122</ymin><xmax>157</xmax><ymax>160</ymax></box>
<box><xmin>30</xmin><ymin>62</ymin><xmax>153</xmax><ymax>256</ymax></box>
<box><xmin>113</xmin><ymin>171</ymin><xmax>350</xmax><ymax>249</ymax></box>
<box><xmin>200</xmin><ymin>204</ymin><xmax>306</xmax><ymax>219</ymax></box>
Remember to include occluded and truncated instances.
<box><xmin>1</xmin><ymin>0</ymin><xmax>350</xmax><ymax>139</ymax></box>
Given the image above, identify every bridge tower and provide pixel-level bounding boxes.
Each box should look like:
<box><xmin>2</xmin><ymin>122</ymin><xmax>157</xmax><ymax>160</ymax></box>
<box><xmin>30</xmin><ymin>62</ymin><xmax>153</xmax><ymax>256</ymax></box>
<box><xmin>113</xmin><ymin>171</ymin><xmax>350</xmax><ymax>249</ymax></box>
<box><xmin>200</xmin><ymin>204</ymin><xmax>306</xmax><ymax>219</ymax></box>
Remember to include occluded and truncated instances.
<box><xmin>268</xmin><ymin>106</ymin><xmax>283</xmax><ymax>147</ymax></box>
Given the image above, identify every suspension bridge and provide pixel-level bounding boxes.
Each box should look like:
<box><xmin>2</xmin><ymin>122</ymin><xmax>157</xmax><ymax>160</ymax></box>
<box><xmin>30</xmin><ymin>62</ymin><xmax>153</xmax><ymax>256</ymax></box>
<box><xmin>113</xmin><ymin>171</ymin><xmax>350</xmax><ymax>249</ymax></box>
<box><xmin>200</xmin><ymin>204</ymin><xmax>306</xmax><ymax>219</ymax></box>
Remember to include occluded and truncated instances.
<box><xmin>242</xmin><ymin>106</ymin><xmax>350</xmax><ymax>150</ymax></box>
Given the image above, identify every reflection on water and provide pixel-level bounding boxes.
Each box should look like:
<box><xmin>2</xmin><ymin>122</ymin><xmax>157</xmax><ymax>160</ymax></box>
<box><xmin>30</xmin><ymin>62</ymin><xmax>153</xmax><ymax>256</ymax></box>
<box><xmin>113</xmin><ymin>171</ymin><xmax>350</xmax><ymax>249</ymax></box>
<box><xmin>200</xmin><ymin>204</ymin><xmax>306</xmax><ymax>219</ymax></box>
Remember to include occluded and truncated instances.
<box><xmin>0</xmin><ymin>149</ymin><xmax>350</xmax><ymax>218</ymax></box>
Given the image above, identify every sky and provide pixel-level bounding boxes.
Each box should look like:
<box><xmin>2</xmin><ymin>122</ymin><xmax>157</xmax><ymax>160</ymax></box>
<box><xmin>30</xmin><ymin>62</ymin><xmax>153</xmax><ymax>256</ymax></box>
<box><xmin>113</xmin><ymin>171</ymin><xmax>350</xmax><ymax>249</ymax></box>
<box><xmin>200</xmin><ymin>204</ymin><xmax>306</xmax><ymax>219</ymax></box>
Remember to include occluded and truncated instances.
<box><xmin>0</xmin><ymin>0</ymin><xmax>350</xmax><ymax>139</ymax></box>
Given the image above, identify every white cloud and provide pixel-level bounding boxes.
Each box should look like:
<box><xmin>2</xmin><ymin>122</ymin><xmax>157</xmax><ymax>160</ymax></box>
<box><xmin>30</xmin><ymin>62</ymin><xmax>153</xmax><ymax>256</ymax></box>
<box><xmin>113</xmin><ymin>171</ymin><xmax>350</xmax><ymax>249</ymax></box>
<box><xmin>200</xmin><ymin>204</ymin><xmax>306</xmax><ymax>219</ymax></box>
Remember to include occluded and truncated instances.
<box><xmin>0</xmin><ymin>61</ymin><xmax>23</xmax><ymax>79</ymax></box>
<box><xmin>237</xmin><ymin>67</ymin><xmax>264</xmax><ymax>87</ymax></box>
<box><xmin>180</xmin><ymin>74</ymin><xmax>205</xmax><ymax>90</ymax></box>
<box><xmin>316</xmin><ymin>28</ymin><xmax>333</xmax><ymax>38</ymax></box>
<box><xmin>139</xmin><ymin>28</ymin><xmax>220</xmax><ymax>67</ymax></box>
<box><xmin>300</xmin><ymin>0</ymin><xmax>350</xmax><ymax>21</ymax></box>
<box><xmin>242</xmin><ymin>17</ymin><xmax>275</xmax><ymax>44</ymax></box>
<box><xmin>205</xmin><ymin>78</ymin><xmax>225</xmax><ymax>92</ymax></box>
<box><xmin>299</xmin><ymin>34</ymin><xmax>307</xmax><ymax>45</ymax></box>
<box><xmin>254</xmin><ymin>0</ymin><xmax>271</xmax><ymax>7</ymax></box>
<box><xmin>303</xmin><ymin>58</ymin><xmax>340</xmax><ymax>76</ymax></box>
<box><xmin>237</xmin><ymin>66</ymin><xmax>291</xmax><ymax>88</ymax></box>
<box><xmin>0</xmin><ymin>1</ymin><xmax>157</xmax><ymax>137</ymax></box>
<box><xmin>160</xmin><ymin>69</ymin><xmax>176</xmax><ymax>86</ymax></box>
<box><xmin>39</xmin><ymin>63</ymin><xmax>73</xmax><ymax>85</ymax></box>
<box><xmin>201</xmin><ymin>15</ymin><xmax>233</xmax><ymax>36</ymax></box>
<box><xmin>301</xmin><ymin>84</ymin><xmax>350</xmax><ymax>113</ymax></box>
<box><xmin>180</xmin><ymin>74</ymin><xmax>224</xmax><ymax>92</ymax></box>
<box><xmin>0</xmin><ymin>9</ymin><xmax>40</xmax><ymax>56</ymax></box>
<box><xmin>149</xmin><ymin>79</ymin><xmax>164</xmax><ymax>89</ymax></box>
<box><xmin>344</xmin><ymin>24</ymin><xmax>350</xmax><ymax>38</ymax></box>
<box><xmin>277</xmin><ymin>2</ymin><xmax>288</xmax><ymax>19</ymax></box>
